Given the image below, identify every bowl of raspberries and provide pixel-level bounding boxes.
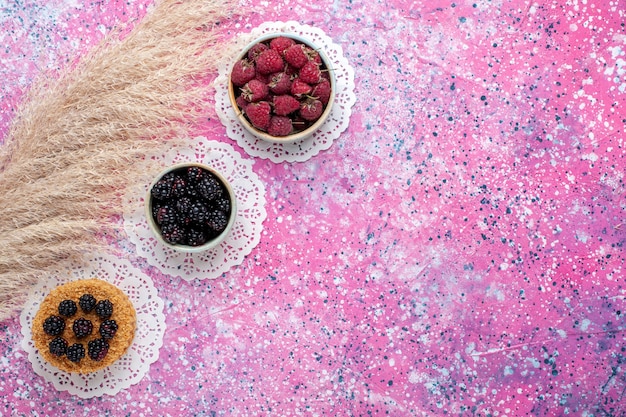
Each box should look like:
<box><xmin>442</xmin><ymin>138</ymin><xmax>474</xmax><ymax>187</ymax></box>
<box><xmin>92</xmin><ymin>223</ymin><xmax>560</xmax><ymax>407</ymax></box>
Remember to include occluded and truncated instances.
<box><xmin>228</xmin><ymin>33</ymin><xmax>335</xmax><ymax>143</ymax></box>
<box><xmin>145</xmin><ymin>162</ymin><xmax>237</xmax><ymax>252</ymax></box>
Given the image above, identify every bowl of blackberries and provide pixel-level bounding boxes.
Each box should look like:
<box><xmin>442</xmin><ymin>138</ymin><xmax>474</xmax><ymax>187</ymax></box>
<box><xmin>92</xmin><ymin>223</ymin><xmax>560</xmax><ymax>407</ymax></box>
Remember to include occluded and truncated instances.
<box><xmin>228</xmin><ymin>33</ymin><xmax>335</xmax><ymax>143</ymax></box>
<box><xmin>145</xmin><ymin>163</ymin><xmax>237</xmax><ymax>252</ymax></box>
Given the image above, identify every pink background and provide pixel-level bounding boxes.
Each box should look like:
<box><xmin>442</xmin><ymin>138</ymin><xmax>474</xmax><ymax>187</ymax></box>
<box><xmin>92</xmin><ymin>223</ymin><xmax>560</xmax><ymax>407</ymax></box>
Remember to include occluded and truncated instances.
<box><xmin>1</xmin><ymin>0</ymin><xmax>625</xmax><ymax>415</ymax></box>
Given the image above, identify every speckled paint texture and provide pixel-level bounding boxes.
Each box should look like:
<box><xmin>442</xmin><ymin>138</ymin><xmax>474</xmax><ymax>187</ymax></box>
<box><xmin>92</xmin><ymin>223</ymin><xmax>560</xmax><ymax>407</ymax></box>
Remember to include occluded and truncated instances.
<box><xmin>1</xmin><ymin>0</ymin><xmax>625</xmax><ymax>416</ymax></box>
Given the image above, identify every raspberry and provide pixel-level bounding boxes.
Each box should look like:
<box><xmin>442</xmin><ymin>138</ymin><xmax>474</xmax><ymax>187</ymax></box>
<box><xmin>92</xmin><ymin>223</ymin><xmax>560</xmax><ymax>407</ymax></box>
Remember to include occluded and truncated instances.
<box><xmin>273</xmin><ymin>95</ymin><xmax>300</xmax><ymax>116</ymax></box>
<box><xmin>311</xmin><ymin>79</ymin><xmax>332</xmax><ymax>105</ymax></box>
<box><xmin>269</xmin><ymin>36</ymin><xmax>295</xmax><ymax>54</ymax></box>
<box><xmin>99</xmin><ymin>319</ymin><xmax>119</xmax><ymax>340</ymax></box>
<box><xmin>268</xmin><ymin>116</ymin><xmax>293</xmax><ymax>137</ymax></box>
<box><xmin>291</xmin><ymin>114</ymin><xmax>313</xmax><ymax>132</ymax></box>
<box><xmin>283</xmin><ymin>44</ymin><xmax>309</xmax><ymax>69</ymax></box>
<box><xmin>49</xmin><ymin>337</ymin><xmax>68</xmax><ymax>356</ymax></box>
<box><xmin>58</xmin><ymin>300</ymin><xmax>77</xmax><ymax>317</ymax></box>
<box><xmin>95</xmin><ymin>300</ymin><xmax>114</xmax><ymax>319</ymax></box>
<box><xmin>88</xmin><ymin>339</ymin><xmax>110</xmax><ymax>361</ymax></box>
<box><xmin>290</xmin><ymin>79</ymin><xmax>312</xmax><ymax>97</ymax></box>
<box><xmin>298</xmin><ymin>61</ymin><xmax>322</xmax><ymax>84</ymax></box>
<box><xmin>43</xmin><ymin>315</ymin><xmax>65</xmax><ymax>336</ymax></box>
<box><xmin>268</xmin><ymin>72</ymin><xmax>292</xmax><ymax>95</ymax></box>
<box><xmin>241</xmin><ymin>79</ymin><xmax>269</xmax><ymax>102</ymax></box>
<box><xmin>72</xmin><ymin>317</ymin><xmax>93</xmax><ymax>338</ymax></box>
<box><xmin>66</xmin><ymin>343</ymin><xmax>85</xmax><ymax>363</ymax></box>
<box><xmin>304</xmin><ymin>46</ymin><xmax>322</xmax><ymax>64</ymax></box>
<box><xmin>245</xmin><ymin>101</ymin><xmax>271</xmax><ymax>131</ymax></box>
<box><xmin>254</xmin><ymin>72</ymin><xmax>271</xmax><ymax>85</ymax></box>
<box><xmin>285</xmin><ymin>64</ymin><xmax>299</xmax><ymax>77</ymax></box>
<box><xmin>230</xmin><ymin>58</ymin><xmax>255</xmax><ymax>87</ymax></box>
<box><xmin>235</xmin><ymin>95</ymin><xmax>248</xmax><ymax>113</ymax></box>
<box><xmin>299</xmin><ymin>98</ymin><xmax>324</xmax><ymax>121</ymax></box>
<box><xmin>79</xmin><ymin>294</ymin><xmax>97</xmax><ymax>313</ymax></box>
<box><xmin>247</xmin><ymin>42</ymin><xmax>268</xmax><ymax>62</ymax></box>
<box><xmin>255</xmin><ymin>49</ymin><xmax>284</xmax><ymax>75</ymax></box>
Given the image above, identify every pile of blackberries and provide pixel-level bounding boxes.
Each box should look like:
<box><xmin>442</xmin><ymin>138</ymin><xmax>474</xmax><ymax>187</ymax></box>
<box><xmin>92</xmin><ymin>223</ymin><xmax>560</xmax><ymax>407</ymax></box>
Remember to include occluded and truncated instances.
<box><xmin>150</xmin><ymin>166</ymin><xmax>233</xmax><ymax>247</ymax></box>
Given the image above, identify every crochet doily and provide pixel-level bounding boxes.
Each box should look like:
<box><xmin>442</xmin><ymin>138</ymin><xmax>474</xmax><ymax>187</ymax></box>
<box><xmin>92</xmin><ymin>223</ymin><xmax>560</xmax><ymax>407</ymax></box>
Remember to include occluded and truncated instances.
<box><xmin>122</xmin><ymin>137</ymin><xmax>267</xmax><ymax>281</ymax></box>
<box><xmin>215</xmin><ymin>21</ymin><xmax>356</xmax><ymax>163</ymax></box>
<box><xmin>19</xmin><ymin>253</ymin><xmax>165</xmax><ymax>399</ymax></box>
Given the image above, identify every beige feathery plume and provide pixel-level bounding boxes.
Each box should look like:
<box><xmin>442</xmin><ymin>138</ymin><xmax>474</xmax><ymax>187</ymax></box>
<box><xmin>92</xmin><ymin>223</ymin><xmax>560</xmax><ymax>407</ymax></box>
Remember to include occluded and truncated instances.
<box><xmin>0</xmin><ymin>0</ymin><xmax>238</xmax><ymax>321</ymax></box>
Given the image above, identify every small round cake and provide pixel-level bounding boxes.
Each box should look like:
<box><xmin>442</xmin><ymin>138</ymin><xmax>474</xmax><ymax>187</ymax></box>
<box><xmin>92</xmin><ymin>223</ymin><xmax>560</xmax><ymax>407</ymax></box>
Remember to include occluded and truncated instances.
<box><xmin>32</xmin><ymin>279</ymin><xmax>136</xmax><ymax>373</ymax></box>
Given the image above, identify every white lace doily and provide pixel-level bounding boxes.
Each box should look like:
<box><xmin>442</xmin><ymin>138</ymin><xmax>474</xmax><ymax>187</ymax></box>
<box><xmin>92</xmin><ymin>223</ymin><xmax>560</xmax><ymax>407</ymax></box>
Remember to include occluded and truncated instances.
<box><xmin>19</xmin><ymin>253</ymin><xmax>165</xmax><ymax>398</ymax></box>
<box><xmin>215</xmin><ymin>21</ymin><xmax>356</xmax><ymax>163</ymax></box>
<box><xmin>122</xmin><ymin>137</ymin><xmax>267</xmax><ymax>281</ymax></box>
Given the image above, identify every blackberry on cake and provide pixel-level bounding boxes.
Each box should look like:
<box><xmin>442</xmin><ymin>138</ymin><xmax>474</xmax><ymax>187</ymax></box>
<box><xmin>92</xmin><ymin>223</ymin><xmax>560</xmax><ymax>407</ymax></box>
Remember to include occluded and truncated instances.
<box><xmin>95</xmin><ymin>299</ymin><xmax>114</xmax><ymax>319</ymax></box>
<box><xmin>58</xmin><ymin>299</ymin><xmax>77</xmax><ymax>317</ymax></box>
<box><xmin>88</xmin><ymin>339</ymin><xmax>110</xmax><ymax>361</ymax></box>
<box><xmin>43</xmin><ymin>315</ymin><xmax>65</xmax><ymax>336</ymax></box>
<box><xmin>49</xmin><ymin>337</ymin><xmax>68</xmax><ymax>357</ymax></box>
<box><xmin>32</xmin><ymin>279</ymin><xmax>137</xmax><ymax>374</ymax></box>
<box><xmin>72</xmin><ymin>317</ymin><xmax>93</xmax><ymax>339</ymax></box>
<box><xmin>78</xmin><ymin>294</ymin><xmax>97</xmax><ymax>313</ymax></box>
<box><xmin>66</xmin><ymin>343</ymin><xmax>86</xmax><ymax>363</ymax></box>
<box><xmin>99</xmin><ymin>319</ymin><xmax>118</xmax><ymax>340</ymax></box>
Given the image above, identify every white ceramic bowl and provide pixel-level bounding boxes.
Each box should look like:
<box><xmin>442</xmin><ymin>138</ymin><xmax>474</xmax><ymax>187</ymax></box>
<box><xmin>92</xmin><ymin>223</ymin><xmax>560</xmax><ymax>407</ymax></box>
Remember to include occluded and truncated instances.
<box><xmin>145</xmin><ymin>162</ymin><xmax>237</xmax><ymax>252</ymax></box>
<box><xmin>228</xmin><ymin>33</ymin><xmax>335</xmax><ymax>144</ymax></box>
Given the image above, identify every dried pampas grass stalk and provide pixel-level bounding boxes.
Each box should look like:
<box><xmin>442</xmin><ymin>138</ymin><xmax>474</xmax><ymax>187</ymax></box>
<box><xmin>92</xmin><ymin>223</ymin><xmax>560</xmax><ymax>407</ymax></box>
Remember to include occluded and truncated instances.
<box><xmin>0</xmin><ymin>0</ymin><xmax>238</xmax><ymax>321</ymax></box>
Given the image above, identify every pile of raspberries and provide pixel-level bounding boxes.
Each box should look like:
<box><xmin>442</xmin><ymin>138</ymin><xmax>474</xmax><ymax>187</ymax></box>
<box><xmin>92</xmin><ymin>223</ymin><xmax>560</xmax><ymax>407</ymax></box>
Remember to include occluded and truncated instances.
<box><xmin>230</xmin><ymin>36</ymin><xmax>332</xmax><ymax>137</ymax></box>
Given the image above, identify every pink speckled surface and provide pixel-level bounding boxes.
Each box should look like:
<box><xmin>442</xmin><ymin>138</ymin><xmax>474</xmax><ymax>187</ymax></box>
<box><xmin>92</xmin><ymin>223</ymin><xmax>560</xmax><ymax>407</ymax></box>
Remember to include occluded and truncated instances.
<box><xmin>1</xmin><ymin>0</ymin><xmax>625</xmax><ymax>416</ymax></box>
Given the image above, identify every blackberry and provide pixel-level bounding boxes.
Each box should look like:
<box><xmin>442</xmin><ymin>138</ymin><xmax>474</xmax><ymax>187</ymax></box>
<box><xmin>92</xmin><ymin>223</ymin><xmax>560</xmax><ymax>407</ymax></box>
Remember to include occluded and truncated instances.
<box><xmin>175</xmin><ymin>196</ymin><xmax>193</xmax><ymax>216</ymax></box>
<box><xmin>43</xmin><ymin>315</ymin><xmax>65</xmax><ymax>336</ymax></box>
<box><xmin>188</xmin><ymin>201</ymin><xmax>209</xmax><ymax>224</ymax></box>
<box><xmin>88</xmin><ymin>338</ymin><xmax>110</xmax><ymax>361</ymax></box>
<box><xmin>72</xmin><ymin>317</ymin><xmax>93</xmax><ymax>338</ymax></box>
<box><xmin>155</xmin><ymin>204</ymin><xmax>178</xmax><ymax>226</ymax></box>
<box><xmin>185</xmin><ymin>185</ymin><xmax>200</xmax><ymax>199</ymax></box>
<box><xmin>186</xmin><ymin>166</ymin><xmax>205</xmax><ymax>184</ymax></box>
<box><xmin>160</xmin><ymin>222</ymin><xmax>185</xmax><ymax>244</ymax></box>
<box><xmin>185</xmin><ymin>228</ymin><xmax>207</xmax><ymax>247</ymax></box>
<box><xmin>161</xmin><ymin>172</ymin><xmax>176</xmax><ymax>183</ymax></box>
<box><xmin>48</xmin><ymin>337</ymin><xmax>68</xmax><ymax>356</ymax></box>
<box><xmin>151</xmin><ymin>199</ymin><xmax>163</xmax><ymax>219</ymax></box>
<box><xmin>171</xmin><ymin>176</ymin><xmax>187</xmax><ymax>198</ymax></box>
<box><xmin>95</xmin><ymin>300</ymin><xmax>114</xmax><ymax>319</ymax></box>
<box><xmin>79</xmin><ymin>294</ymin><xmax>97</xmax><ymax>313</ymax></box>
<box><xmin>214</xmin><ymin>197</ymin><xmax>231</xmax><ymax>214</ymax></box>
<box><xmin>58</xmin><ymin>299</ymin><xmax>77</xmax><ymax>317</ymax></box>
<box><xmin>196</xmin><ymin>175</ymin><xmax>222</xmax><ymax>201</ymax></box>
<box><xmin>206</xmin><ymin>209</ymin><xmax>229</xmax><ymax>233</ymax></box>
<box><xmin>99</xmin><ymin>319</ymin><xmax>118</xmax><ymax>340</ymax></box>
<box><xmin>151</xmin><ymin>178</ymin><xmax>172</xmax><ymax>200</ymax></box>
<box><xmin>66</xmin><ymin>343</ymin><xmax>85</xmax><ymax>363</ymax></box>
